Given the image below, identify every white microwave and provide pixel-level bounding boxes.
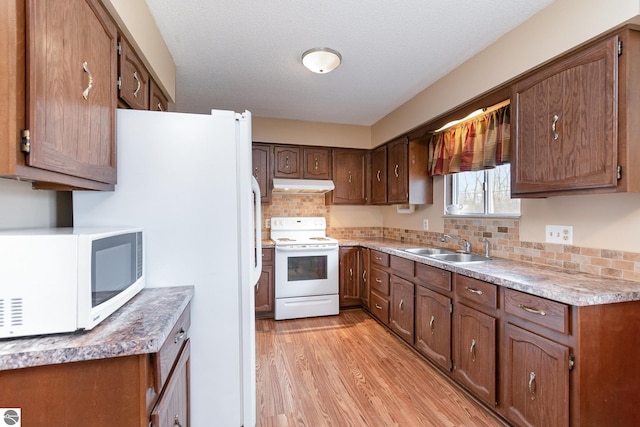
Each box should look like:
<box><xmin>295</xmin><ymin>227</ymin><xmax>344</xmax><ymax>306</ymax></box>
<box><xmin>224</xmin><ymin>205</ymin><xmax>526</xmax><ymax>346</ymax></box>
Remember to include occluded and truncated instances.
<box><xmin>0</xmin><ymin>227</ymin><xmax>145</xmax><ymax>339</ymax></box>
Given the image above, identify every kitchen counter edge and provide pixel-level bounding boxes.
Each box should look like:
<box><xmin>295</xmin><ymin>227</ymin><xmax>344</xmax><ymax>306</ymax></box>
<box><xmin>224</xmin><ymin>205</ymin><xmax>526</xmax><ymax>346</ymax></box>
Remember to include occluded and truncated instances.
<box><xmin>0</xmin><ymin>286</ymin><xmax>194</xmax><ymax>371</ymax></box>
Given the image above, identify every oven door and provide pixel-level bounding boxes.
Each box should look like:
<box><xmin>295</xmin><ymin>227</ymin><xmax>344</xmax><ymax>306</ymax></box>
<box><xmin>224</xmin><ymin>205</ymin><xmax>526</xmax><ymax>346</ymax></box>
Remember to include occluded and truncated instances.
<box><xmin>275</xmin><ymin>245</ymin><xmax>339</xmax><ymax>299</ymax></box>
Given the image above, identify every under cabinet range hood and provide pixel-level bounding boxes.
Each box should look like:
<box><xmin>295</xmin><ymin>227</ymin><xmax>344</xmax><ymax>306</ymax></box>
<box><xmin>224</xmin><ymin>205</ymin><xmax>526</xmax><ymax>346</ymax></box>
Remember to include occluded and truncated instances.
<box><xmin>272</xmin><ymin>178</ymin><xmax>335</xmax><ymax>194</ymax></box>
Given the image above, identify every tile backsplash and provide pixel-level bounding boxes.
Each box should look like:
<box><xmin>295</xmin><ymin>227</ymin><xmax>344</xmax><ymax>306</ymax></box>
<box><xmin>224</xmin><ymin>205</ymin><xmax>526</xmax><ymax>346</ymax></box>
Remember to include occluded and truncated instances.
<box><xmin>262</xmin><ymin>195</ymin><xmax>640</xmax><ymax>282</ymax></box>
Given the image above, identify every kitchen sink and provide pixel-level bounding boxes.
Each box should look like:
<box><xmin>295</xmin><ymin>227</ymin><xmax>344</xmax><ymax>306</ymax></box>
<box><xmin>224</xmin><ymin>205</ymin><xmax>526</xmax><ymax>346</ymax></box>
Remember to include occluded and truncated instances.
<box><xmin>428</xmin><ymin>253</ymin><xmax>491</xmax><ymax>263</ymax></box>
<box><xmin>402</xmin><ymin>247</ymin><xmax>456</xmax><ymax>256</ymax></box>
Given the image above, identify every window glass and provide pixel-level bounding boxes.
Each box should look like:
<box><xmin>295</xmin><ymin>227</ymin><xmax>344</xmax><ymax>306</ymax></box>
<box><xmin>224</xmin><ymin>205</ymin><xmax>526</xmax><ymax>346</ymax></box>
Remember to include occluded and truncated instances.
<box><xmin>449</xmin><ymin>164</ymin><xmax>520</xmax><ymax>216</ymax></box>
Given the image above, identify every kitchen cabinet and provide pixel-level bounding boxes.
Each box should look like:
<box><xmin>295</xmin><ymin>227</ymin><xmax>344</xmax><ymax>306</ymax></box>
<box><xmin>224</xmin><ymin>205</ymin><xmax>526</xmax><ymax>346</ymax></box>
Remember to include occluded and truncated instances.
<box><xmin>255</xmin><ymin>248</ymin><xmax>274</xmax><ymax>317</ymax></box>
<box><xmin>328</xmin><ymin>148</ymin><xmax>367</xmax><ymax>204</ymax></box>
<box><xmin>386</xmin><ymin>136</ymin><xmax>432</xmax><ymax>205</ymax></box>
<box><xmin>339</xmin><ymin>246</ymin><xmax>361</xmax><ymax>308</ymax></box>
<box><xmin>390</xmin><ymin>274</ymin><xmax>415</xmax><ymax>345</ymax></box>
<box><xmin>273</xmin><ymin>145</ymin><xmax>301</xmax><ymax>178</ymax></box>
<box><xmin>512</xmin><ymin>28</ymin><xmax>640</xmax><ymax>197</ymax></box>
<box><xmin>0</xmin><ymin>303</ymin><xmax>191</xmax><ymax>427</ymax></box>
<box><xmin>370</xmin><ymin>145</ymin><xmax>387</xmax><ymax>204</ymax></box>
<box><xmin>415</xmin><ymin>285</ymin><xmax>452</xmax><ymax>372</ymax></box>
<box><xmin>303</xmin><ymin>147</ymin><xmax>332</xmax><ymax>180</ymax></box>
<box><xmin>360</xmin><ymin>248</ymin><xmax>370</xmax><ymax>310</ymax></box>
<box><xmin>369</xmin><ymin>250</ymin><xmax>391</xmax><ymax>325</ymax></box>
<box><xmin>252</xmin><ymin>143</ymin><xmax>272</xmax><ymax>203</ymax></box>
<box><xmin>118</xmin><ymin>35</ymin><xmax>150</xmax><ymax>110</ymax></box>
<box><xmin>0</xmin><ymin>0</ymin><xmax>118</xmax><ymax>190</ymax></box>
<box><xmin>149</xmin><ymin>79</ymin><xmax>169</xmax><ymax>112</ymax></box>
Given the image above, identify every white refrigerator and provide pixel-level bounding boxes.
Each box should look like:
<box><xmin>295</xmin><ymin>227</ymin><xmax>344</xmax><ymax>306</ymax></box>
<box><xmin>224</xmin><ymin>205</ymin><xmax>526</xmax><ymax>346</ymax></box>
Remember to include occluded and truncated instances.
<box><xmin>73</xmin><ymin>108</ymin><xmax>262</xmax><ymax>426</ymax></box>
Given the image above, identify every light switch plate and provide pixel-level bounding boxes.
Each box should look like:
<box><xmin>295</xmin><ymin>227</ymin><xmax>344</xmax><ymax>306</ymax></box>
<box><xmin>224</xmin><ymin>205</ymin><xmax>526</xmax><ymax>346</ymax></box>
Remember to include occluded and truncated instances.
<box><xmin>265</xmin><ymin>219</ymin><xmax>271</xmax><ymax>229</ymax></box>
<box><xmin>423</xmin><ymin>219</ymin><xmax>429</xmax><ymax>231</ymax></box>
<box><xmin>545</xmin><ymin>225</ymin><xmax>573</xmax><ymax>244</ymax></box>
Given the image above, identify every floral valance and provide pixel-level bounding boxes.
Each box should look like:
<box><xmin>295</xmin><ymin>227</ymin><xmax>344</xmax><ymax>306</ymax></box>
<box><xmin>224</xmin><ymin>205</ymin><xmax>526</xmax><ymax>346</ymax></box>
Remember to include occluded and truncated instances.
<box><xmin>427</xmin><ymin>104</ymin><xmax>510</xmax><ymax>176</ymax></box>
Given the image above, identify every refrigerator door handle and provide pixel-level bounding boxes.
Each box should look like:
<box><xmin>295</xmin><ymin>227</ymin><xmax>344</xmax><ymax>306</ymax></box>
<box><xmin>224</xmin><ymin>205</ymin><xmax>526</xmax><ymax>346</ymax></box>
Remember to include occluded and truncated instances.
<box><xmin>251</xmin><ymin>175</ymin><xmax>262</xmax><ymax>286</ymax></box>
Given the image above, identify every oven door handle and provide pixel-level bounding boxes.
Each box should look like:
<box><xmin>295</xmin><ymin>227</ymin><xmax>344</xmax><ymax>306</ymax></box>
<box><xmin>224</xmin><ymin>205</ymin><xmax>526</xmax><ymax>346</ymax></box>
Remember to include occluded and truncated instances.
<box><xmin>275</xmin><ymin>246</ymin><xmax>338</xmax><ymax>253</ymax></box>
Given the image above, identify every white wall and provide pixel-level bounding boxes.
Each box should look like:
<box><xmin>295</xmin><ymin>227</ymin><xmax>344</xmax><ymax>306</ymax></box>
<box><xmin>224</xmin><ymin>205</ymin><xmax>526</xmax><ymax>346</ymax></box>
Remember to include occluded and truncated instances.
<box><xmin>0</xmin><ymin>180</ymin><xmax>59</xmax><ymax>229</ymax></box>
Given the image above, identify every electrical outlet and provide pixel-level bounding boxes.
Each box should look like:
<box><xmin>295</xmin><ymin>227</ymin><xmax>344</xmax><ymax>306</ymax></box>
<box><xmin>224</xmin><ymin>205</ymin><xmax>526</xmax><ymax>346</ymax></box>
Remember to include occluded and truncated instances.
<box><xmin>545</xmin><ymin>225</ymin><xmax>573</xmax><ymax>244</ymax></box>
<box><xmin>423</xmin><ymin>219</ymin><xmax>429</xmax><ymax>231</ymax></box>
<box><xmin>265</xmin><ymin>219</ymin><xmax>271</xmax><ymax>229</ymax></box>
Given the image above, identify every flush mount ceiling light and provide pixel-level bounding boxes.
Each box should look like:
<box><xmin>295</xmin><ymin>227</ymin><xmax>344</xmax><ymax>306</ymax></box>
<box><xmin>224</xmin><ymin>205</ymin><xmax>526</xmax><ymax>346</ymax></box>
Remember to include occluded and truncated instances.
<box><xmin>301</xmin><ymin>48</ymin><xmax>342</xmax><ymax>74</ymax></box>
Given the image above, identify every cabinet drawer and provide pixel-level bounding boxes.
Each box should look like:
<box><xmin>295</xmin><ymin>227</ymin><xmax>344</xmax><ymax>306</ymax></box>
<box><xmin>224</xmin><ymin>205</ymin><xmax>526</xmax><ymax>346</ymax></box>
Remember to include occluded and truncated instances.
<box><xmin>416</xmin><ymin>263</ymin><xmax>451</xmax><ymax>291</ymax></box>
<box><xmin>390</xmin><ymin>255</ymin><xmax>414</xmax><ymax>280</ymax></box>
<box><xmin>370</xmin><ymin>267</ymin><xmax>390</xmax><ymax>295</ymax></box>
<box><xmin>262</xmin><ymin>247</ymin><xmax>274</xmax><ymax>264</ymax></box>
<box><xmin>371</xmin><ymin>250</ymin><xmax>389</xmax><ymax>267</ymax></box>
<box><xmin>154</xmin><ymin>303</ymin><xmax>191</xmax><ymax>392</ymax></box>
<box><xmin>151</xmin><ymin>339</ymin><xmax>190</xmax><ymax>427</ymax></box>
<box><xmin>504</xmin><ymin>289</ymin><xmax>569</xmax><ymax>334</ymax></box>
<box><xmin>370</xmin><ymin>292</ymin><xmax>390</xmax><ymax>325</ymax></box>
<box><xmin>455</xmin><ymin>275</ymin><xmax>497</xmax><ymax>310</ymax></box>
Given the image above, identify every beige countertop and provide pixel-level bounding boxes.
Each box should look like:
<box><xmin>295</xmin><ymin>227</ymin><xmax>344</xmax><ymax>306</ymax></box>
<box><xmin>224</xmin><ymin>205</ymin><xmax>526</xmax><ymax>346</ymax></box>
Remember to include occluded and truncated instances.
<box><xmin>0</xmin><ymin>286</ymin><xmax>194</xmax><ymax>371</ymax></box>
<box><xmin>336</xmin><ymin>238</ymin><xmax>640</xmax><ymax>306</ymax></box>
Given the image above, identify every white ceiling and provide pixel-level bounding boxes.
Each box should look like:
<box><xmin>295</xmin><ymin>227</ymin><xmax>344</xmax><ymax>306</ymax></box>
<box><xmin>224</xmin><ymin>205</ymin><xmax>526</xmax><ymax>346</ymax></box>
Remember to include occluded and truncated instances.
<box><xmin>144</xmin><ymin>0</ymin><xmax>555</xmax><ymax>126</ymax></box>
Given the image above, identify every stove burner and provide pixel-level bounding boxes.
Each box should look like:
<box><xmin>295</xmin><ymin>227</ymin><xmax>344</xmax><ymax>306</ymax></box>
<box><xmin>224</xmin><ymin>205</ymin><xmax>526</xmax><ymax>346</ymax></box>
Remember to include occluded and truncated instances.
<box><xmin>276</xmin><ymin>238</ymin><xmax>296</xmax><ymax>242</ymax></box>
<box><xmin>309</xmin><ymin>237</ymin><xmax>330</xmax><ymax>241</ymax></box>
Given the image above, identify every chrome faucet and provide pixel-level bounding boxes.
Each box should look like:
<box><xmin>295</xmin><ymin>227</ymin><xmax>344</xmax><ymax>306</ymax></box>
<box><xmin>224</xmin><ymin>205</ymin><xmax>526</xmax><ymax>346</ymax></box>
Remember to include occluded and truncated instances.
<box><xmin>481</xmin><ymin>237</ymin><xmax>491</xmax><ymax>258</ymax></box>
<box><xmin>441</xmin><ymin>234</ymin><xmax>472</xmax><ymax>253</ymax></box>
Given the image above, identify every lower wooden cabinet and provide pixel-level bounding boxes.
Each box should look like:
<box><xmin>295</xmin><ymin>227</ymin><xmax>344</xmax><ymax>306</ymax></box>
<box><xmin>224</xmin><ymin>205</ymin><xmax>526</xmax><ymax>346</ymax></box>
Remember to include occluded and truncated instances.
<box><xmin>150</xmin><ymin>339</ymin><xmax>191</xmax><ymax>427</ymax></box>
<box><xmin>360</xmin><ymin>248</ymin><xmax>370</xmax><ymax>310</ymax></box>
<box><xmin>255</xmin><ymin>248</ymin><xmax>274</xmax><ymax>317</ymax></box>
<box><xmin>339</xmin><ymin>246</ymin><xmax>361</xmax><ymax>307</ymax></box>
<box><xmin>389</xmin><ymin>275</ymin><xmax>415</xmax><ymax>344</ymax></box>
<box><xmin>415</xmin><ymin>285</ymin><xmax>452</xmax><ymax>372</ymax></box>
<box><xmin>503</xmin><ymin>323</ymin><xmax>569</xmax><ymax>427</ymax></box>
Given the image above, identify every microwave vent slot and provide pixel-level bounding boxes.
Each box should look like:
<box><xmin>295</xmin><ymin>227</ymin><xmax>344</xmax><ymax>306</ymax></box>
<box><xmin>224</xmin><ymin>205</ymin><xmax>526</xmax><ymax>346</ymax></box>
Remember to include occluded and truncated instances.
<box><xmin>11</xmin><ymin>298</ymin><xmax>23</xmax><ymax>326</ymax></box>
<box><xmin>0</xmin><ymin>299</ymin><xmax>4</xmax><ymax>327</ymax></box>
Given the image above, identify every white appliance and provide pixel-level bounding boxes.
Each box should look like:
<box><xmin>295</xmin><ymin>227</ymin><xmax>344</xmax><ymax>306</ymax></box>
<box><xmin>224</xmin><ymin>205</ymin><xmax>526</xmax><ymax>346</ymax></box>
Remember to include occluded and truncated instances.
<box><xmin>0</xmin><ymin>227</ymin><xmax>144</xmax><ymax>339</ymax></box>
<box><xmin>73</xmin><ymin>109</ymin><xmax>261</xmax><ymax>427</ymax></box>
<box><xmin>271</xmin><ymin>217</ymin><xmax>339</xmax><ymax>320</ymax></box>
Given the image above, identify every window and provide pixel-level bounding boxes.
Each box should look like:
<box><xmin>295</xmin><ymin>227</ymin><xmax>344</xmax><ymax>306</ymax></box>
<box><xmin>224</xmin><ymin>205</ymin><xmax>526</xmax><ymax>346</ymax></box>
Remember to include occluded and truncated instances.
<box><xmin>447</xmin><ymin>164</ymin><xmax>520</xmax><ymax>216</ymax></box>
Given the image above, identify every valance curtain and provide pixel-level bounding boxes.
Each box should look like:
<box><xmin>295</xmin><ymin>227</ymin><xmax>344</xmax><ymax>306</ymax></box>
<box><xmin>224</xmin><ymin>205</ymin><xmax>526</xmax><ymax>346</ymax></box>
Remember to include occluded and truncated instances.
<box><xmin>427</xmin><ymin>104</ymin><xmax>510</xmax><ymax>176</ymax></box>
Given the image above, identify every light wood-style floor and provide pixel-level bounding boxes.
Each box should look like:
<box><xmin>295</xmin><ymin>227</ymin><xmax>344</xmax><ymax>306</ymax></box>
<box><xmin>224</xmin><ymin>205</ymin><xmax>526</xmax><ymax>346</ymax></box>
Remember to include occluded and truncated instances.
<box><xmin>256</xmin><ymin>309</ymin><xmax>507</xmax><ymax>427</ymax></box>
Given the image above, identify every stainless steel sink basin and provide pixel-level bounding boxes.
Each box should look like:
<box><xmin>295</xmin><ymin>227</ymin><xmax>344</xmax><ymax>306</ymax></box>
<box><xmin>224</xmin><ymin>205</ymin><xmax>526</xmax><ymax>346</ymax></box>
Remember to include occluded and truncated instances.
<box><xmin>429</xmin><ymin>253</ymin><xmax>491</xmax><ymax>263</ymax></box>
<box><xmin>402</xmin><ymin>247</ymin><xmax>456</xmax><ymax>256</ymax></box>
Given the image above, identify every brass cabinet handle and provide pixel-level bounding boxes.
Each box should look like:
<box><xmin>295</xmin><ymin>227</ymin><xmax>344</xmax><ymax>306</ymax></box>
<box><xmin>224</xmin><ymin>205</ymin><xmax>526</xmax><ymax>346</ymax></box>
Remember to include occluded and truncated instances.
<box><xmin>528</xmin><ymin>371</ymin><xmax>537</xmax><ymax>400</ymax></box>
<box><xmin>157</xmin><ymin>102</ymin><xmax>164</xmax><ymax>111</ymax></box>
<box><xmin>256</xmin><ymin>281</ymin><xmax>260</xmax><ymax>292</ymax></box>
<box><xmin>551</xmin><ymin>114</ymin><xmax>559</xmax><ymax>140</ymax></box>
<box><xmin>285</xmin><ymin>156</ymin><xmax>289</xmax><ymax>169</ymax></box>
<box><xmin>429</xmin><ymin>315</ymin><xmax>435</xmax><ymax>334</ymax></box>
<box><xmin>254</xmin><ymin>167</ymin><xmax>259</xmax><ymax>178</ymax></box>
<box><xmin>399</xmin><ymin>299</ymin><xmax>404</xmax><ymax>310</ymax></box>
<box><xmin>519</xmin><ymin>304</ymin><xmax>546</xmax><ymax>316</ymax></box>
<box><xmin>375</xmin><ymin>256</ymin><xmax>382</xmax><ymax>261</ymax></box>
<box><xmin>375</xmin><ymin>278</ymin><xmax>382</xmax><ymax>283</ymax></box>
<box><xmin>394</xmin><ymin>164</ymin><xmax>399</xmax><ymax>177</ymax></box>
<box><xmin>362</xmin><ymin>270</ymin><xmax>367</xmax><ymax>281</ymax></box>
<box><xmin>348</xmin><ymin>171</ymin><xmax>352</xmax><ymax>183</ymax></box>
<box><xmin>470</xmin><ymin>339</ymin><xmax>477</xmax><ymax>362</ymax></box>
<box><xmin>375</xmin><ymin>304</ymin><xmax>383</xmax><ymax>310</ymax></box>
<box><xmin>82</xmin><ymin>61</ymin><xmax>93</xmax><ymax>100</ymax></box>
<box><xmin>133</xmin><ymin>71</ymin><xmax>141</xmax><ymax>98</ymax></box>
<box><xmin>174</xmin><ymin>328</ymin><xmax>186</xmax><ymax>344</ymax></box>
<box><xmin>376</xmin><ymin>170</ymin><xmax>381</xmax><ymax>181</ymax></box>
<box><xmin>174</xmin><ymin>415</ymin><xmax>183</xmax><ymax>427</ymax></box>
<box><xmin>314</xmin><ymin>158</ymin><xmax>319</xmax><ymax>170</ymax></box>
<box><xmin>466</xmin><ymin>287</ymin><xmax>483</xmax><ymax>296</ymax></box>
<box><xmin>349</xmin><ymin>268</ymin><xmax>353</xmax><ymax>280</ymax></box>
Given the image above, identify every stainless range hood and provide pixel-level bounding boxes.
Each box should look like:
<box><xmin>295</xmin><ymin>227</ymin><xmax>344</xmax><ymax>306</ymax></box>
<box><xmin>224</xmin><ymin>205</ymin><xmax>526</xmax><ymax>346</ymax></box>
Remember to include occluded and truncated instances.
<box><xmin>272</xmin><ymin>178</ymin><xmax>335</xmax><ymax>194</ymax></box>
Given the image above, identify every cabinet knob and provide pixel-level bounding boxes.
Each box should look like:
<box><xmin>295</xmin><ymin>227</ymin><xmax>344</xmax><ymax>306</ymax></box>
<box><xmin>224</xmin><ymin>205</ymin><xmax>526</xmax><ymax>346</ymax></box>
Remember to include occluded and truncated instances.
<box><xmin>174</xmin><ymin>329</ymin><xmax>186</xmax><ymax>344</ymax></box>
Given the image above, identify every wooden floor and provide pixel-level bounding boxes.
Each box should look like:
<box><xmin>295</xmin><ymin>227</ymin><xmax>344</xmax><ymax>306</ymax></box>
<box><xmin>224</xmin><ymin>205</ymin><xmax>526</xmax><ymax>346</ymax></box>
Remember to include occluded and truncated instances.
<box><xmin>256</xmin><ymin>309</ymin><xmax>507</xmax><ymax>427</ymax></box>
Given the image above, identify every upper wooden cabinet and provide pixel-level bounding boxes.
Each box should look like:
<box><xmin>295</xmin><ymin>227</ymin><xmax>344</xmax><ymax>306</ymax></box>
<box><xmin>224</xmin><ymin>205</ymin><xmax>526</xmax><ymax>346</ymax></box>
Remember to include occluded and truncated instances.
<box><xmin>370</xmin><ymin>145</ymin><xmax>387</xmax><ymax>204</ymax></box>
<box><xmin>328</xmin><ymin>148</ymin><xmax>367</xmax><ymax>204</ymax></box>
<box><xmin>0</xmin><ymin>0</ymin><xmax>118</xmax><ymax>190</ymax></box>
<box><xmin>303</xmin><ymin>147</ymin><xmax>331</xmax><ymax>179</ymax></box>
<box><xmin>252</xmin><ymin>143</ymin><xmax>272</xmax><ymax>204</ymax></box>
<box><xmin>512</xmin><ymin>28</ymin><xmax>640</xmax><ymax>197</ymax></box>
<box><xmin>149</xmin><ymin>79</ymin><xmax>169</xmax><ymax>112</ymax></box>
<box><xmin>273</xmin><ymin>145</ymin><xmax>301</xmax><ymax>178</ymax></box>
<box><xmin>118</xmin><ymin>36</ymin><xmax>150</xmax><ymax>110</ymax></box>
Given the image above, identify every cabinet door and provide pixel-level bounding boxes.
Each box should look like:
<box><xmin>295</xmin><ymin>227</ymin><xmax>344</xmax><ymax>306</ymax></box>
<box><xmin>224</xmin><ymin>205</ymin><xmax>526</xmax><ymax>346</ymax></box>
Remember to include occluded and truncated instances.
<box><xmin>330</xmin><ymin>148</ymin><xmax>366</xmax><ymax>204</ymax></box>
<box><xmin>339</xmin><ymin>246</ymin><xmax>360</xmax><ymax>307</ymax></box>
<box><xmin>360</xmin><ymin>248</ymin><xmax>370</xmax><ymax>309</ymax></box>
<box><xmin>118</xmin><ymin>36</ymin><xmax>150</xmax><ymax>110</ymax></box>
<box><xmin>303</xmin><ymin>147</ymin><xmax>331</xmax><ymax>179</ymax></box>
<box><xmin>390</xmin><ymin>275</ymin><xmax>415</xmax><ymax>344</ymax></box>
<box><xmin>273</xmin><ymin>145</ymin><xmax>301</xmax><ymax>178</ymax></box>
<box><xmin>453</xmin><ymin>304</ymin><xmax>496</xmax><ymax>406</ymax></box>
<box><xmin>371</xmin><ymin>145</ymin><xmax>387</xmax><ymax>204</ymax></box>
<box><xmin>415</xmin><ymin>286</ymin><xmax>452</xmax><ymax>372</ymax></box>
<box><xmin>252</xmin><ymin>143</ymin><xmax>272</xmax><ymax>204</ymax></box>
<box><xmin>149</xmin><ymin>79</ymin><xmax>169</xmax><ymax>112</ymax></box>
<box><xmin>151</xmin><ymin>340</ymin><xmax>190</xmax><ymax>427</ymax></box>
<box><xmin>512</xmin><ymin>36</ymin><xmax>618</xmax><ymax>196</ymax></box>
<box><xmin>27</xmin><ymin>0</ymin><xmax>117</xmax><ymax>184</ymax></box>
<box><xmin>387</xmin><ymin>137</ymin><xmax>409</xmax><ymax>204</ymax></box>
<box><xmin>503</xmin><ymin>324</ymin><xmax>569</xmax><ymax>427</ymax></box>
<box><xmin>255</xmin><ymin>264</ymin><xmax>274</xmax><ymax>315</ymax></box>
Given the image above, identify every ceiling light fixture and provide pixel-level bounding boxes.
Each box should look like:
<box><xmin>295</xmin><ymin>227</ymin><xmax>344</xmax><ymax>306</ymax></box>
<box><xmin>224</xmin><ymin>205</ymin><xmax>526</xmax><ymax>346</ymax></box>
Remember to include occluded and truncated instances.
<box><xmin>302</xmin><ymin>48</ymin><xmax>342</xmax><ymax>74</ymax></box>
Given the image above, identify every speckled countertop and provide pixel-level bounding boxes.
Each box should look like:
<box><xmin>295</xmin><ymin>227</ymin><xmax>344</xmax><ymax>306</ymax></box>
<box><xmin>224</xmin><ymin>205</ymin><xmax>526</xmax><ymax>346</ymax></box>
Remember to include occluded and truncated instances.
<box><xmin>336</xmin><ymin>238</ymin><xmax>640</xmax><ymax>306</ymax></box>
<box><xmin>0</xmin><ymin>286</ymin><xmax>193</xmax><ymax>371</ymax></box>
